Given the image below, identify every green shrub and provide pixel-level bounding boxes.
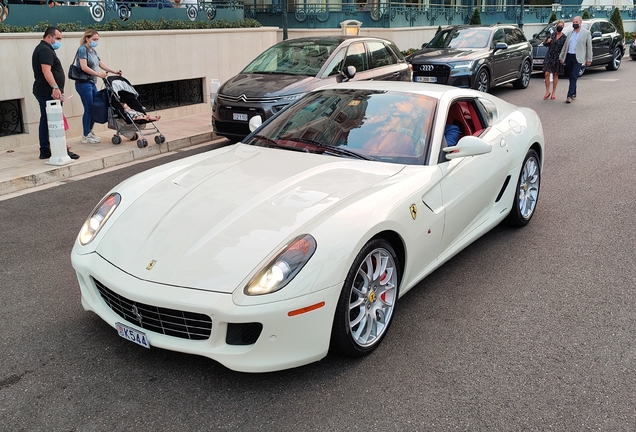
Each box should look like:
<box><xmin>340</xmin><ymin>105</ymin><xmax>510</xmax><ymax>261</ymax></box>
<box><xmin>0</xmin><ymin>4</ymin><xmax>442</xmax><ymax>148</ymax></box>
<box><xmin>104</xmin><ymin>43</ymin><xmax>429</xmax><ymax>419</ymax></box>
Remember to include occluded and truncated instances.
<box><xmin>0</xmin><ymin>18</ymin><xmax>261</xmax><ymax>33</ymax></box>
<box><xmin>610</xmin><ymin>7</ymin><xmax>624</xmax><ymax>38</ymax></box>
<box><xmin>548</xmin><ymin>12</ymin><xmax>557</xmax><ymax>24</ymax></box>
<box><xmin>581</xmin><ymin>9</ymin><xmax>590</xmax><ymax>19</ymax></box>
<box><xmin>469</xmin><ymin>8</ymin><xmax>481</xmax><ymax>25</ymax></box>
<box><xmin>435</xmin><ymin>25</ymin><xmax>442</xmax><ymax>35</ymax></box>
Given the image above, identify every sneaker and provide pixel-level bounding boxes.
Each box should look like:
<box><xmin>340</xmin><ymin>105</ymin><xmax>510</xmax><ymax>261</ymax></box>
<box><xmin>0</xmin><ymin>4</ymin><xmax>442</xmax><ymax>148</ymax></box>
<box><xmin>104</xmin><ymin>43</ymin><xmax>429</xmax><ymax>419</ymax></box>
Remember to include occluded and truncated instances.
<box><xmin>566</xmin><ymin>97</ymin><xmax>572</xmax><ymax>104</ymax></box>
<box><xmin>39</xmin><ymin>149</ymin><xmax>51</xmax><ymax>160</ymax></box>
<box><xmin>81</xmin><ymin>135</ymin><xmax>99</xmax><ymax>144</ymax></box>
<box><xmin>572</xmin><ymin>94</ymin><xmax>576</xmax><ymax>99</ymax></box>
<box><xmin>88</xmin><ymin>132</ymin><xmax>101</xmax><ymax>142</ymax></box>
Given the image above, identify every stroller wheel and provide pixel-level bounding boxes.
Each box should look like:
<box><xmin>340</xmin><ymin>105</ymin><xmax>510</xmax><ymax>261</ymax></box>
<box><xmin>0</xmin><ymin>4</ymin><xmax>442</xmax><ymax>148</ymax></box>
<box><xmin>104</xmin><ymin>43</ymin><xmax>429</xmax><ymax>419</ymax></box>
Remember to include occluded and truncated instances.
<box><xmin>137</xmin><ymin>139</ymin><xmax>148</xmax><ymax>148</ymax></box>
<box><xmin>154</xmin><ymin>135</ymin><xmax>165</xmax><ymax>145</ymax></box>
<box><xmin>112</xmin><ymin>135</ymin><xmax>122</xmax><ymax>145</ymax></box>
<box><xmin>131</xmin><ymin>133</ymin><xmax>138</xmax><ymax>141</ymax></box>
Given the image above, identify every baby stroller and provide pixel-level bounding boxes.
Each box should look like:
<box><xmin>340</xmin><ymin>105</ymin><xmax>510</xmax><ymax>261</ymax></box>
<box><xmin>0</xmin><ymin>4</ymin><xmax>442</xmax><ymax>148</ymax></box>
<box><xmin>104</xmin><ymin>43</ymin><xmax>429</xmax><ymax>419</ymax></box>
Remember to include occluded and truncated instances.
<box><xmin>103</xmin><ymin>76</ymin><xmax>165</xmax><ymax>148</ymax></box>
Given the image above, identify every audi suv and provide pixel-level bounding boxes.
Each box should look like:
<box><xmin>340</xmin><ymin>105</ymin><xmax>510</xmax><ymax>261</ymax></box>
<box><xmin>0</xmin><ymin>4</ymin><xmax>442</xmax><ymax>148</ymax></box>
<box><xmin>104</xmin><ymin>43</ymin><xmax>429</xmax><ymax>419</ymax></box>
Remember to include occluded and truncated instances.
<box><xmin>406</xmin><ymin>24</ymin><xmax>533</xmax><ymax>93</ymax></box>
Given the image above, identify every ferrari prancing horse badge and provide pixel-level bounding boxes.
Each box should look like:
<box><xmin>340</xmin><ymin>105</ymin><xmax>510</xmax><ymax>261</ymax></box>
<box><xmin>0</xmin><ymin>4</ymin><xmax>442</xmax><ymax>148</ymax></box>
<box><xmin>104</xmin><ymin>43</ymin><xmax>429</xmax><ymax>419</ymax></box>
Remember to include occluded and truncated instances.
<box><xmin>410</xmin><ymin>204</ymin><xmax>417</xmax><ymax>220</ymax></box>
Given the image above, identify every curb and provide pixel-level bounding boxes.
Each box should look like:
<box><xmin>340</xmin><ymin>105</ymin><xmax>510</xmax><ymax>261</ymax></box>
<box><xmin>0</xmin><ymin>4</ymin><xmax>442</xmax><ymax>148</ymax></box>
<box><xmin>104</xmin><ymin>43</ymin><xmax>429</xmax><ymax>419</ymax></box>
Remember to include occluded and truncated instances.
<box><xmin>0</xmin><ymin>131</ymin><xmax>217</xmax><ymax>197</ymax></box>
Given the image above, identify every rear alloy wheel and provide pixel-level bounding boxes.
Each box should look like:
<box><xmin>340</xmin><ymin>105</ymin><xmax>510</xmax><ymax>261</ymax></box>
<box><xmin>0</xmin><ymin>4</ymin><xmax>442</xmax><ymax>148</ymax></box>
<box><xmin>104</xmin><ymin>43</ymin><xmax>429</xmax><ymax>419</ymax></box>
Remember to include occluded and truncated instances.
<box><xmin>474</xmin><ymin>68</ymin><xmax>490</xmax><ymax>93</ymax></box>
<box><xmin>331</xmin><ymin>239</ymin><xmax>399</xmax><ymax>357</ymax></box>
<box><xmin>606</xmin><ymin>47</ymin><xmax>622</xmax><ymax>71</ymax></box>
<box><xmin>505</xmin><ymin>149</ymin><xmax>541</xmax><ymax>227</ymax></box>
<box><xmin>513</xmin><ymin>60</ymin><xmax>531</xmax><ymax>89</ymax></box>
<box><xmin>578</xmin><ymin>65</ymin><xmax>586</xmax><ymax>77</ymax></box>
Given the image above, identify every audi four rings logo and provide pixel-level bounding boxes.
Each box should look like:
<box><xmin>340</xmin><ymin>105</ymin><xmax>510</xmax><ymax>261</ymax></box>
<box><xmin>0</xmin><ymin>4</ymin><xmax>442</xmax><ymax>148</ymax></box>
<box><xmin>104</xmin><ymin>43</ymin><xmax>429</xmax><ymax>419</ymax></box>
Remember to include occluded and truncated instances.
<box><xmin>419</xmin><ymin>64</ymin><xmax>434</xmax><ymax>72</ymax></box>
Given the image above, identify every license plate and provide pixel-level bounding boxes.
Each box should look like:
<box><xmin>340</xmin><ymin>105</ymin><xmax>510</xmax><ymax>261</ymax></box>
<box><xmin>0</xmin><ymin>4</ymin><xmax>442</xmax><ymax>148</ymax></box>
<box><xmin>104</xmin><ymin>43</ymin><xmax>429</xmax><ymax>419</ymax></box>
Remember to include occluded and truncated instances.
<box><xmin>233</xmin><ymin>113</ymin><xmax>248</xmax><ymax>121</ymax></box>
<box><xmin>533</xmin><ymin>59</ymin><xmax>543</xmax><ymax>65</ymax></box>
<box><xmin>416</xmin><ymin>76</ymin><xmax>437</xmax><ymax>83</ymax></box>
<box><xmin>116</xmin><ymin>322</ymin><xmax>150</xmax><ymax>349</ymax></box>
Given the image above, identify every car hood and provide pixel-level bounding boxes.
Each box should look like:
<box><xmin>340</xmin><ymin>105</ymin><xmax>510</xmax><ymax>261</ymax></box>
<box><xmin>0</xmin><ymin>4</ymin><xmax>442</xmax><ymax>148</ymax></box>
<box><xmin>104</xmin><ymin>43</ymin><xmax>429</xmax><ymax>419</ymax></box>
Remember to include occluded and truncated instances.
<box><xmin>220</xmin><ymin>73</ymin><xmax>321</xmax><ymax>98</ymax></box>
<box><xmin>408</xmin><ymin>48</ymin><xmax>484</xmax><ymax>63</ymax></box>
<box><xmin>96</xmin><ymin>144</ymin><xmax>404</xmax><ymax>293</ymax></box>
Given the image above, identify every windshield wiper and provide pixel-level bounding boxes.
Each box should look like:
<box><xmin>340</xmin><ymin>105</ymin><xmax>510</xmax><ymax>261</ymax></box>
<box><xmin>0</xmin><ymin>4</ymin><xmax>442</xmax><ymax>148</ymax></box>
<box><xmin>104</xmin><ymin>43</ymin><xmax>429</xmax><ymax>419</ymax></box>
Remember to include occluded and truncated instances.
<box><xmin>251</xmin><ymin>135</ymin><xmax>308</xmax><ymax>153</ymax></box>
<box><xmin>285</xmin><ymin>138</ymin><xmax>373</xmax><ymax>161</ymax></box>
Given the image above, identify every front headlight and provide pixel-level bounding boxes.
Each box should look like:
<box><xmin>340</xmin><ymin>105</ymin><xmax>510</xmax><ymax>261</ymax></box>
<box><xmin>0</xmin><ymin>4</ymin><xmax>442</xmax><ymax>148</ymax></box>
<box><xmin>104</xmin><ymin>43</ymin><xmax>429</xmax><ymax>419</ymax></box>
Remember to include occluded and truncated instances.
<box><xmin>78</xmin><ymin>193</ymin><xmax>121</xmax><ymax>245</ymax></box>
<box><xmin>450</xmin><ymin>61</ymin><xmax>475</xmax><ymax>71</ymax></box>
<box><xmin>244</xmin><ymin>234</ymin><xmax>317</xmax><ymax>296</ymax></box>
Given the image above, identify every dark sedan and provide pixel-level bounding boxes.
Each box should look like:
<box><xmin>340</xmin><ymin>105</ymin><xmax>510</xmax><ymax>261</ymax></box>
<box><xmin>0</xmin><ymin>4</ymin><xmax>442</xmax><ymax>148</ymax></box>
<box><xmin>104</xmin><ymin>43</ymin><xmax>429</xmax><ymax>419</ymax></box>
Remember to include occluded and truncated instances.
<box><xmin>530</xmin><ymin>19</ymin><xmax>624</xmax><ymax>75</ymax></box>
<box><xmin>211</xmin><ymin>36</ymin><xmax>412</xmax><ymax>141</ymax></box>
<box><xmin>406</xmin><ymin>25</ymin><xmax>532</xmax><ymax>93</ymax></box>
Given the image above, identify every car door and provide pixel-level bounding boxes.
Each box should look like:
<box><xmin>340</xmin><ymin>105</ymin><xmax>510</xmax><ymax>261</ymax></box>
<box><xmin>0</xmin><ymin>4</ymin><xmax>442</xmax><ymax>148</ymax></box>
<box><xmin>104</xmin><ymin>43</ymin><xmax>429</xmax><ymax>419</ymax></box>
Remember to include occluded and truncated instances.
<box><xmin>436</xmin><ymin>98</ymin><xmax>513</xmax><ymax>255</ymax></box>
<box><xmin>504</xmin><ymin>28</ymin><xmax>526</xmax><ymax>79</ymax></box>
<box><xmin>490</xmin><ymin>28</ymin><xmax>509</xmax><ymax>84</ymax></box>
<box><xmin>598</xmin><ymin>21</ymin><xmax>616</xmax><ymax>62</ymax></box>
<box><xmin>366</xmin><ymin>41</ymin><xmax>406</xmax><ymax>81</ymax></box>
<box><xmin>342</xmin><ymin>42</ymin><xmax>376</xmax><ymax>81</ymax></box>
<box><xmin>589</xmin><ymin>22</ymin><xmax>608</xmax><ymax>63</ymax></box>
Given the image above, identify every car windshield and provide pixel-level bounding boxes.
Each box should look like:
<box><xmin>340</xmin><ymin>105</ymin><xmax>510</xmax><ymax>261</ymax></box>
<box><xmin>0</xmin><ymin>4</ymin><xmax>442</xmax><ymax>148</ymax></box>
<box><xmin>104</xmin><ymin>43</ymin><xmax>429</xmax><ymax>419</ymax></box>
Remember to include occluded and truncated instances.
<box><xmin>428</xmin><ymin>27</ymin><xmax>492</xmax><ymax>49</ymax></box>
<box><xmin>245</xmin><ymin>89</ymin><xmax>437</xmax><ymax>165</ymax></box>
<box><xmin>242</xmin><ymin>39</ymin><xmax>340</xmax><ymax>76</ymax></box>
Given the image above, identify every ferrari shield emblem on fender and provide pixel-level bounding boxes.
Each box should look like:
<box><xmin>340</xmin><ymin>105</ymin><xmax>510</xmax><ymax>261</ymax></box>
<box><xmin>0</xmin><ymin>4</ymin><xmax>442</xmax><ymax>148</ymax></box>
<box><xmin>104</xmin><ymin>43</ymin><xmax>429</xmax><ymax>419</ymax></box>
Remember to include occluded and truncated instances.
<box><xmin>146</xmin><ymin>260</ymin><xmax>157</xmax><ymax>271</ymax></box>
<box><xmin>410</xmin><ymin>204</ymin><xmax>417</xmax><ymax>220</ymax></box>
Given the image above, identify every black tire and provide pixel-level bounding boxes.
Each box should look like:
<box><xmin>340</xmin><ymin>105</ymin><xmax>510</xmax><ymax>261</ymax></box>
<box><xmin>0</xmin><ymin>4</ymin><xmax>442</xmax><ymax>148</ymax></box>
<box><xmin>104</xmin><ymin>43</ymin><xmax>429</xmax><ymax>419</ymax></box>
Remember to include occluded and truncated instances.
<box><xmin>578</xmin><ymin>65</ymin><xmax>586</xmax><ymax>77</ymax></box>
<box><xmin>154</xmin><ymin>135</ymin><xmax>162</xmax><ymax>145</ymax></box>
<box><xmin>474</xmin><ymin>68</ymin><xmax>490</xmax><ymax>93</ymax></box>
<box><xmin>137</xmin><ymin>139</ymin><xmax>148</xmax><ymax>148</ymax></box>
<box><xmin>111</xmin><ymin>135</ymin><xmax>122</xmax><ymax>145</ymax></box>
<box><xmin>606</xmin><ymin>47</ymin><xmax>622</xmax><ymax>71</ymax></box>
<box><xmin>512</xmin><ymin>60</ymin><xmax>531</xmax><ymax>89</ymax></box>
<box><xmin>330</xmin><ymin>238</ymin><xmax>400</xmax><ymax>357</ymax></box>
<box><xmin>505</xmin><ymin>149</ymin><xmax>541</xmax><ymax>227</ymax></box>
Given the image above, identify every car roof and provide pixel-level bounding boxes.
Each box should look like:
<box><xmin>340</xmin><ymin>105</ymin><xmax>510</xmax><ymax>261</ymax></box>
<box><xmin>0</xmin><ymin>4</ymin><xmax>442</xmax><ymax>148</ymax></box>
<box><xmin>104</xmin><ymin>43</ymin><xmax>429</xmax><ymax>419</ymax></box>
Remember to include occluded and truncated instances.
<box><xmin>274</xmin><ymin>35</ymin><xmax>396</xmax><ymax>45</ymax></box>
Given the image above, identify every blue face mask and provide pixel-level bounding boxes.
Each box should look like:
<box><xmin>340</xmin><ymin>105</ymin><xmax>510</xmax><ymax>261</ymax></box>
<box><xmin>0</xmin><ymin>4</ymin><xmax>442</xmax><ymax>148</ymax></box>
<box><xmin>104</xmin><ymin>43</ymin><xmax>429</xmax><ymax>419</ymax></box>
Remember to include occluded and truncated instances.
<box><xmin>51</xmin><ymin>41</ymin><xmax>61</xmax><ymax>50</ymax></box>
<box><xmin>89</xmin><ymin>41</ymin><xmax>98</xmax><ymax>48</ymax></box>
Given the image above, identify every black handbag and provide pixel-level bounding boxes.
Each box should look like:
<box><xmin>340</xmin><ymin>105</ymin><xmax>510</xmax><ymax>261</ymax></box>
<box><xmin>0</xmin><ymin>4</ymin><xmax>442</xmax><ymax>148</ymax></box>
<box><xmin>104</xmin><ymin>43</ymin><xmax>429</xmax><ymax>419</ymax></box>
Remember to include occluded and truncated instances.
<box><xmin>68</xmin><ymin>50</ymin><xmax>91</xmax><ymax>82</ymax></box>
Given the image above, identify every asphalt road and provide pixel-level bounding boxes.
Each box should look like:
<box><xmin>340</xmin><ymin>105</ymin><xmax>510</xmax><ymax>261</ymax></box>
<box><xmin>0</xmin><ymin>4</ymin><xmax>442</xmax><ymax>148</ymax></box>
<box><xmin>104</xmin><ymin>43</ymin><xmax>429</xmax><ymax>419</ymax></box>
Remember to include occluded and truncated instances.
<box><xmin>1</xmin><ymin>59</ymin><xmax>635</xmax><ymax>431</ymax></box>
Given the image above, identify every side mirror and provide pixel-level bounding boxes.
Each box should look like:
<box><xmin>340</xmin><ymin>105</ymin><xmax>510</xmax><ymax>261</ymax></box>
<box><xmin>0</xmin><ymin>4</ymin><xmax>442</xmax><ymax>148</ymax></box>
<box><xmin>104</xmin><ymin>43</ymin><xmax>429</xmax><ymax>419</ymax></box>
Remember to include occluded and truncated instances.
<box><xmin>341</xmin><ymin>65</ymin><xmax>356</xmax><ymax>81</ymax></box>
<box><xmin>443</xmin><ymin>136</ymin><xmax>492</xmax><ymax>160</ymax></box>
<box><xmin>248</xmin><ymin>115</ymin><xmax>262</xmax><ymax>132</ymax></box>
<box><xmin>494</xmin><ymin>42</ymin><xmax>508</xmax><ymax>52</ymax></box>
<box><xmin>592</xmin><ymin>31</ymin><xmax>602</xmax><ymax>38</ymax></box>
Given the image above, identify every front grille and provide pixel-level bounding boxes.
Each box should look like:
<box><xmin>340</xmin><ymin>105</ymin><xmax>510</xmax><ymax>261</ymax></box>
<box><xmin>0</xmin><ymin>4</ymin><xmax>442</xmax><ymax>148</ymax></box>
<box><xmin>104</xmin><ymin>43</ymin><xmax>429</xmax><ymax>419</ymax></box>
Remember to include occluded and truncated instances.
<box><xmin>218</xmin><ymin>93</ymin><xmax>279</xmax><ymax>104</ymax></box>
<box><xmin>93</xmin><ymin>278</ymin><xmax>212</xmax><ymax>340</ymax></box>
<box><xmin>412</xmin><ymin>64</ymin><xmax>450</xmax><ymax>84</ymax></box>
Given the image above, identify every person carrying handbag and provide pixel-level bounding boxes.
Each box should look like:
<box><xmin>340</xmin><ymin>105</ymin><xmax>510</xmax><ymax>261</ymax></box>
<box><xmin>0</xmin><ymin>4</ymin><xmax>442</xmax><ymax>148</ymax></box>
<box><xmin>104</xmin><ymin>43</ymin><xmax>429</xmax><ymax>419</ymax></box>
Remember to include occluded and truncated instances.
<box><xmin>74</xmin><ymin>29</ymin><xmax>122</xmax><ymax>143</ymax></box>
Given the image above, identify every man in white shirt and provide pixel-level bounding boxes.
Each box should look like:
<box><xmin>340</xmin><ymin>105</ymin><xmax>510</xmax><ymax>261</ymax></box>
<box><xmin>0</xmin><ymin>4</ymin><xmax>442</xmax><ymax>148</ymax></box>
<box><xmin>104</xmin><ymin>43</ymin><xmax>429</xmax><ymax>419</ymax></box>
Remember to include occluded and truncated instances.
<box><xmin>559</xmin><ymin>16</ymin><xmax>593</xmax><ymax>103</ymax></box>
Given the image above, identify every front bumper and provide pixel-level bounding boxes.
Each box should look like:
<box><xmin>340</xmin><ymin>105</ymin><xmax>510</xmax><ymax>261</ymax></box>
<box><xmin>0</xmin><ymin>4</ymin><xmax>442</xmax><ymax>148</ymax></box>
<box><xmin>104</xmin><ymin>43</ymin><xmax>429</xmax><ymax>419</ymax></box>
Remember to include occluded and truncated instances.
<box><xmin>72</xmin><ymin>251</ymin><xmax>339</xmax><ymax>373</ymax></box>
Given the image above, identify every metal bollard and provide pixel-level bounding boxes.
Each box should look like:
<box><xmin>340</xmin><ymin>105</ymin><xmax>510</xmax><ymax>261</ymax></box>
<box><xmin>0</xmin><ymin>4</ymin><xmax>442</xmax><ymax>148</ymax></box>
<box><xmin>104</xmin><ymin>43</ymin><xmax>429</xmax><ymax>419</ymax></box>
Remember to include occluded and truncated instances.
<box><xmin>46</xmin><ymin>100</ymin><xmax>73</xmax><ymax>166</ymax></box>
<box><xmin>210</xmin><ymin>79</ymin><xmax>220</xmax><ymax>126</ymax></box>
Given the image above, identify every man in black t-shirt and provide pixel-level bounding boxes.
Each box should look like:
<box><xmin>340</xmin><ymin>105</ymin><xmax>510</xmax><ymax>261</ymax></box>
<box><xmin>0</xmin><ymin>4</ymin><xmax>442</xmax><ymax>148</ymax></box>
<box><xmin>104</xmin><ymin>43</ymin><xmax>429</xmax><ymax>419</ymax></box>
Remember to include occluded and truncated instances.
<box><xmin>32</xmin><ymin>26</ymin><xmax>79</xmax><ymax>160</ymax></box>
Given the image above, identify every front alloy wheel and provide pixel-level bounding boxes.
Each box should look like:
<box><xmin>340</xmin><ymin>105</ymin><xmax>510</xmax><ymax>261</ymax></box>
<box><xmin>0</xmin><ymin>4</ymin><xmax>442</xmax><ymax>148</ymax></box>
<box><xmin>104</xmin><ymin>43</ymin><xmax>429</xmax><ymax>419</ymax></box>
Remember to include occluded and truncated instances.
<box><xmin>505</xmin><ymin>149</ymin><xmax>541</xmax><ymax>227</ymax></box>
<box><xmin>331</xmin><ymin>239</ymin><xmax>399</xmax><ymax>357</ymax></box>
<box><xmin>474</xmin><ymin>68</ymin><xmax>490</xmax><ymax>93</ymax></box>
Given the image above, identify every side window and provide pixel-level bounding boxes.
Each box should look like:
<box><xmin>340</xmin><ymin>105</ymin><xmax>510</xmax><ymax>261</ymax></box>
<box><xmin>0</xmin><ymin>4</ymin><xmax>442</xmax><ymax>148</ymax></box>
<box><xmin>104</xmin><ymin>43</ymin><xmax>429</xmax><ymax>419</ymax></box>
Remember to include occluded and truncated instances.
<box><xmin>590</xmin><ymin>22</ymin><xmax>600</xmax><ymax>34</ymax></box>
<box><xmin>504</xmin><ymin>28</ymin><xmax>520</xmax><ymax>45</ymax></box>
<box><xmin>367</xmin><ymin>42</ymin><xmax>397</xmax><ymax>69</ymax></box>
<box><xmin>513</xmin><ymin>29</ymin><xmax>527</xmax><ymax>43</ymax></box>
<box><xmin>321</xmin><ymin>49</ymin><xmax>346</xmax><ymax>77</ymax></box>
<box><xmin>600</xmin><ymin>21</ymin><xmax>613</xmax><ymax>34</ymax></box>
<box><xmin>492</xmin><ymin>29</ymin><xmax>505</xmax><ymax>47</ymax></box>
<box><xmin>344</xmin><ymin>42</ymin><xmax>369</xmax><ymax>73</ymax></box>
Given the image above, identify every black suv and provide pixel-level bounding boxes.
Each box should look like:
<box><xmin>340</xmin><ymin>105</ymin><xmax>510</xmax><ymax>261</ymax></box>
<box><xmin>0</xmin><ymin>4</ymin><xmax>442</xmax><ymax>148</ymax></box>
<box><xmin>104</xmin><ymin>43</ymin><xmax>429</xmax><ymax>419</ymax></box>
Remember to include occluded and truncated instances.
<box><xmin>530</xmin><ymin>19</ymin><xmax>624</xmax><ymax>75</ymax></box>
<box><xmin>406</xmin><ymin>24</ymin><xmax>532</xmax><ymax>93</ymax></box>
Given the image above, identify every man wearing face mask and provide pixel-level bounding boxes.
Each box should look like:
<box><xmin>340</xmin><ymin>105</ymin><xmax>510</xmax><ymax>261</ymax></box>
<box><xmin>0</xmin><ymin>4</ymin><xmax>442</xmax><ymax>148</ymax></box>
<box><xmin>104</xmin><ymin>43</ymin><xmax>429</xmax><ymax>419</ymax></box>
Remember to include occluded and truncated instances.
<box><xmin>32</xmin><ymin>26</ymin><xmax>79</xmax><ymax>160</ymax></box>
<box><xmin>559</xmin><ymin>16</ymin><xmax>592</xmax><ymax>104</ymax></box>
